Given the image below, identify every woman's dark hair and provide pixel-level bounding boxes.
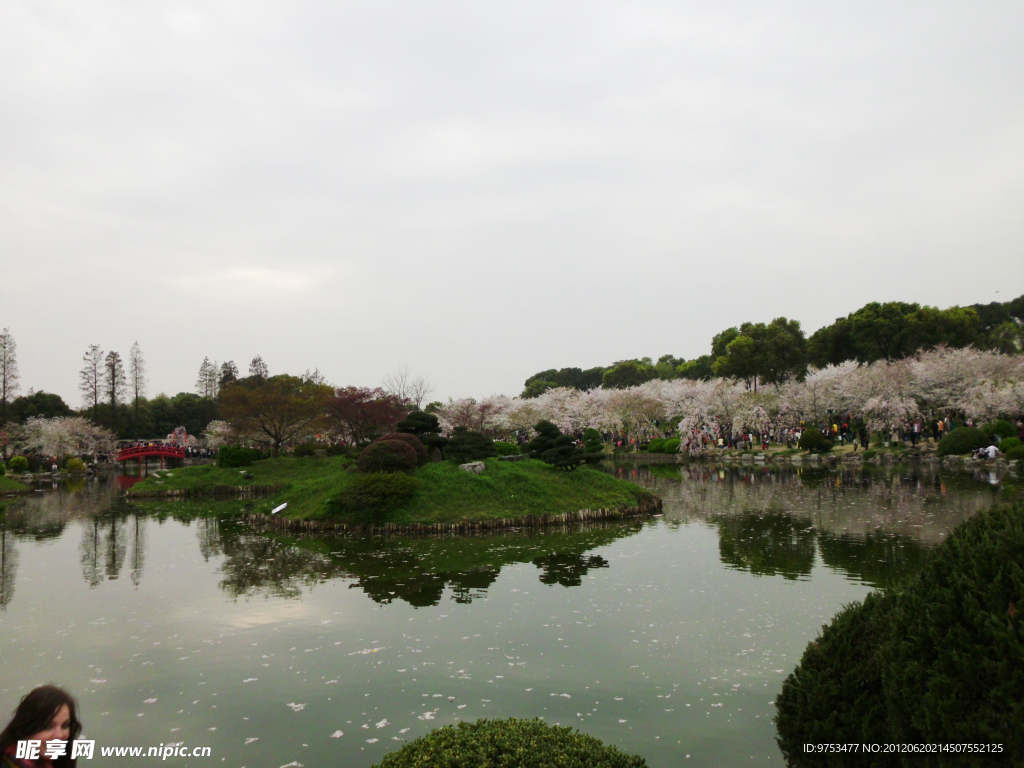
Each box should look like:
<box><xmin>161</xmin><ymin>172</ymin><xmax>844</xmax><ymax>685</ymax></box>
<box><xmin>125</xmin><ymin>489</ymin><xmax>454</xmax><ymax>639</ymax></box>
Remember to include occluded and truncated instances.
<box><xmin>0</xmin><ymin>686</ymin><xmax>82</xmax><ymax>766</ymax></box>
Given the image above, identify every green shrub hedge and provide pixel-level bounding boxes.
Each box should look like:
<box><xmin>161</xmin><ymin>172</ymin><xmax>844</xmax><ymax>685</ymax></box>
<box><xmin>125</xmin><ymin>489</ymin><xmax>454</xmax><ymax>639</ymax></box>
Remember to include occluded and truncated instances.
<box><xmin>999</xmin><ymin>437</ymin><xmax>1021</xmax><ymax>453</ymax></box>
<box><xmin>8</xmin><ymin>456</ymin><xmax>28</xmax><ymax>473</ymax></box>
<box><xmin>798</xmin><ymin>431</ymin><xmax>833</xmax><ymax>454</ymax></box>
<box><xmin>217</xmin><ymin>445</ymin><xmax>263</xmax><ymax>467</ymax></box>
<box><xmin>291</xmin><ymin>442</ymin><xmax>321</xmax><ymax>457</ymax></box>
<box><xmin>494</xmin><ymin>440</ymin><xmax>522</xmax><ymax>456</ymax></box>
<box><xmin>775</xmin><ymin>499</ymin><xmax>1024</xmax><ymax>765</ymax></box>
<box><xmin>358</xmin><ymin>439</ymin><xmax>418</xmax><ymax>474</ymax></box>
<box><xmin>1005</xmin><ymin>445</ymin><xmax>1024</xmax><ymax>462</ymax></box>
<box><xmin>330</xmin><ymin>472</ymin><xmax>419</xmax><ymax>524</ymax></box>
<box><xmin>64</xmin><ymin>458</ymin><xmax>86</xmax><ymax>473</ymax></box>
<box><xmin>373</xmin><ymin>718</ymin><xmax>647</xmax><ymax>768</ymax></box>
<box><xmin>661</xmin><ymin>438</ymin><xmax>680</xmax><ymax>453</ymax></box>
<box><xmin>379</xmin><ymin>433</ymin><xmax>428</xmax><ymax>465</ymax></box>
<box><xmin>983</xmin><ymin>419</ymin><xmax>1015</xmax><ymax>439</ymax></box>
<box><xmin>647</xmin><ymin>438</ymin><xmax>666</xmax><ymax>453</ymax></box>
<box><xmin>936</xmin><ymin>426</ymin><xmax>989</xmax><ymax>456</ymax></box>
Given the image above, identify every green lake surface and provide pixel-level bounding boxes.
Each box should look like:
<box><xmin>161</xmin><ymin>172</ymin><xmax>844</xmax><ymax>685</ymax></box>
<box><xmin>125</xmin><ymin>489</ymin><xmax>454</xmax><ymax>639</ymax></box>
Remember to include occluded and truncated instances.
<box><xmin>0</xmin><ymin>464</ymin><xmax>1011</xmax><ymax>767</ymax></box>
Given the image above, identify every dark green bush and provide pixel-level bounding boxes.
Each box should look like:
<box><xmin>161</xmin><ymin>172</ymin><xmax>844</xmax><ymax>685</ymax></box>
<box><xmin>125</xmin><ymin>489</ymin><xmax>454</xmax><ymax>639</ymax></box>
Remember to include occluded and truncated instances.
<box><xmin>444</xmin><ymin>427</ymin><xmax>497</xmax><ymax>463</ymax></box>
<box><xmin>358</xmin><ymin>439</ymin><xmax>418</xmax><ymax>473</ymax></box>
<box><xmin>647</xmin><ymin>438</ymin><xmax>666</xmax><ymax>453</ymax></box>
<box><xmin>218</xmin><ymin>445</ymin><xmax>262</xmax><ymax>467</ymax></box>
<box><xmin>662</xmin><ymin>438</ymin><xmax>680</xmax><ymax>453</ymax></box>
<box><xmin>999</xmin><ymin>436</ymin><xmax>1021</xmax><ymax>453</ymax></box>
<box><xmin>525</xmin><ymin>420</ymin><xmax>586</xmax><ymax>471</ymax></box>
<box><xmin>775</xmin><ymin>499</ymin><xmax>1024</xmax><ymax>766</ymax></box>
<box><xmin>8</xmin><ymin>456</ymin><xmax>28</xmax><ymax>473</ymax></box>
<box><xmin>494</xmin><ymin>440</ymin><xmax>521</xmax><ymax>456</ymax></box>
<box><xmin>862</xmin><ymin>448</ymin><xmax>878</xmax><ymax>460</ymax></box>
<box><xmin>379</xmin><ymin>432</ymin><xmax>428</xmax><ymax>465</ymax></box>
<box><xmin>936</xmin><ymin>426</ymin><xmax>989</xmax><ymax>456</ymax></box>
<box><xmin>397</xmin><ymin>410</ymin><xmax>448</xmax><ymax>452</ymax></box>
<box><xmin>983</xmin><ymin>419</ymin><xmax>1015</xmax><ymax>439</ymax></box>
<box><xmin>291</xmin><ymin>442</ymin><xmax>321</xmax><ymax>457</ymax></box>
<box><xmin>64</xmin><ymin>458</ymin><xmax>86</xmax><ymax>473</ymax></box>
<box><xmin>1005</xmin><ymin>445</ymin><xmax>1024</xmax><ymax>462</ymax></box>
<box><xmin>26</xmin><ymin>455</ymin><xmax>41</xmax><ymax>472</ymax></box>
<box><xmin>798</xmin><ymin>431</ymin><xmax>833</xmax><ymax>454</ymax></box>
<box><xmin>0</xmin><ymin>460</ymin><xmax>5</xmax><ymax>476</ymax></box>
<box><xmin>373</xmin><ymin>718</ymin><xmax>647</xmax><ymax>768</ymax></box>
<box><xmin>331</xmin><ymin>473</ymin><xmax>419</xmax><ymax>524</ymax></box>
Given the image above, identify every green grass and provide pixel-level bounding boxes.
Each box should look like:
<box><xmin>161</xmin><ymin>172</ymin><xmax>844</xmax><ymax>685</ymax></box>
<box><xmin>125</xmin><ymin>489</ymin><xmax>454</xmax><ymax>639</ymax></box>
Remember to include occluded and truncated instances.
<box><xmin>0</xmin><ymin>474</ymin><xmax>29</xmax><ymax>494</ymax></box>
<box><xmin>128</xmin><ymin>456</ymin><xmax>650</xmax><ymax>523</ymax></box>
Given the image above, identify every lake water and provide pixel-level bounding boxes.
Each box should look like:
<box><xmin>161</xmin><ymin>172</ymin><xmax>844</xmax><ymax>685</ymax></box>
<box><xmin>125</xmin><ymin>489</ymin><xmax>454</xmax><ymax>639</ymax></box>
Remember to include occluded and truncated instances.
<box><xmin>0</xmin><ymin>464</ymin><xmax>1011</xmax><ymax>767</ymax></box>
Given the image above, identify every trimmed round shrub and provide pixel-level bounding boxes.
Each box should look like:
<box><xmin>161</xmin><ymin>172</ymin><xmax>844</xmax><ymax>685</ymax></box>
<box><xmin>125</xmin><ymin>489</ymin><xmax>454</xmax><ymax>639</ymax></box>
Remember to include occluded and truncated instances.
<box><xmin>331</xmin><ymin>472</ymin><xmax>419</xmax><ymax>524</ymax></box>
<box><xmin>378</xmin><ymin>432</ymin><xmax>428</xmax><ymax>465</ymax></box>
<box><xmin>936</xmin><ymin>426</ymin><xmax>989</xmax><ymax>456</ymax></box>
<box><xmin>662</xmin><ymin>438</ymin><xmax>681</xmax><ymax>453</ymax></box>
<box><xmin>8</xmin><ymin>456</ymin><xmax>29</xmax><ymax>473</ymax></box>
<box><xmin>647</xmin><ymin>438</ymin><xmax>666</xmax><ymax>453</ymax></box>
<box><xmin>999</xmin><ymin>436</ymin><xmax>1021</xmax><ymax>453</ymax></box>
<box><xmin>1005</xmin><ymin>445</ymin><xmax>1024</xmax><ymax>462</ymax></box>
<box><xmin>775</xmin><ymin>499</ymin><xmax>1024</xmax><ymax>764</ymax></box>
<box><xmin>373</xmin><ymin>718</ymin><xmax>647</xmax><ymax>768</ymax></box>
<box><xmin>983</xmin><ymin>419</ymin><xmax>1015</xmax><ymax>439</ymax></box>
<box><xmin>798</xmin><ymin>431</ymin><xmax>833</xmax><ymax>454</ymax></box>
<box><xmin>218</xmin><ymin>445</ymin><xmax>261</xmax><ymax>467</ymax></box>
<box><xmin>64</xmin><ymin>458</ymin><xmax>86</xmax><ymax>473</ymax></box>
<box><xmin>358</xmin><ymin>439</ymin><xmax>417</xmax><ymax>474</ymax></box>
<box><xmin>494</xmin><ymin>440</ymin><xmax>522</xmax><ymax>456</ymax></box>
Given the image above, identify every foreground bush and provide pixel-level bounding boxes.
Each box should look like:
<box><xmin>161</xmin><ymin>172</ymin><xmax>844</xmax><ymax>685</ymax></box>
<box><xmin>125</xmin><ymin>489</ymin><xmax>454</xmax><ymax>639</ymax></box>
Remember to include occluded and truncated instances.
<box><xmin>358</xmin><ymin>439</ymin><xmax>418</xmax><ymax>473</ymax></box>
<box><xmin>8</xmin><ymin>456</ymin><xmax>28</xmax><ymax>473</ymax></box>
<box><xmin>379</xmin><ymin>432</ymin><xmax>428</xmax><ymax>465</ymax></box>
<box><xmin>373</xmin><ymin>718</ymin><xmax>647</xmax><ymax>768</ymax></box>
<box><xmin>798</xmin><ymin>431</ymin><xmax>833</xmax><ymax>454</ymax></box>
<box><xmin>218</xmin><ymin>445</ymin><xmax>263</xmax><ymax>467</ymax></box>
<box><xmin>64</xmin><ymin>457</ymin><xmax>86</xmax><ymax>473</ymax></box>
<box><xmin>647</xmin><ymin>438</ymin><xmax>666</xmax><ymax>453</ymax></box>
<box><xmin>936</xmin><ymin>426</ymin><xmax>989</xmax><ymax>456</ymax></box>
<box><xmin>775</xmin><ymin>499</ymin><xmax>1024</xmax><ymax>766</ymax></box>
<box><xmin>331</xmin><ymin>473</ymin><xmax>419</xmax><ymax>523</ymax></box>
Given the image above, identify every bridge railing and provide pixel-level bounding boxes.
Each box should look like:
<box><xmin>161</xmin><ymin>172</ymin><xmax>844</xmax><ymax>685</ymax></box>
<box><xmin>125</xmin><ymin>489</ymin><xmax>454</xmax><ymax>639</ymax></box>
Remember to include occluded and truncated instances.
<box><xmin>116</xmin><ymin>445</ymin><xmax>187</xmax><ymax>461</ymax></box>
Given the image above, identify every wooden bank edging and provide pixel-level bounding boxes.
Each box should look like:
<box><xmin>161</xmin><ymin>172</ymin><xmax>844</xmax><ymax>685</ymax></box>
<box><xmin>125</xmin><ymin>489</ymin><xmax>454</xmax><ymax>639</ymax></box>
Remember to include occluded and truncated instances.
<box><xmin>127</xmin><ymin>483</ymin><xmax>285</xmax><ymax>499</ymax></box>
<box><xmin>238</xmin><ymin>495</ymin><xmax>663</xmax><ymax>536</ymax></box>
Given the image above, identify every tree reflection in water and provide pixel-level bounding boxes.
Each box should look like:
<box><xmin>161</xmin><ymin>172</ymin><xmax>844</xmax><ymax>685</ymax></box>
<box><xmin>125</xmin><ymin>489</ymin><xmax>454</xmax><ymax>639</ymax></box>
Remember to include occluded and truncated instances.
<box><xmin>211</xmin><ymin>520</ymin><xmax>643</xmax><ymax>606</ymax></box>
<box><xmin>714</xmin><ymin>512</ymin><xmax>816</xmax><ymax>580</ymax></box>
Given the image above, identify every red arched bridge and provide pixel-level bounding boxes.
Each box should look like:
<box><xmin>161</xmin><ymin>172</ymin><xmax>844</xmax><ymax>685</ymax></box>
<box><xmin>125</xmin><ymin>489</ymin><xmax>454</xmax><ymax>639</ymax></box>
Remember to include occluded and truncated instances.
<box><xmin>116</xmin><ymin>445</ymin><xmax>186</xmax><ymax>464</ymax></box>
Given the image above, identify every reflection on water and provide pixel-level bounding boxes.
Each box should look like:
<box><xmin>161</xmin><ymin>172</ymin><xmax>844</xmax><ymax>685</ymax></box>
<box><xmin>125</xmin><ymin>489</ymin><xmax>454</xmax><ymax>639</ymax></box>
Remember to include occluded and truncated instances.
<box><xmin>211</xmin><ymin>519</ymin><xmax>640</xmax><ymax>606</ymax></box>
<box><xmin>612</xmin><ymin>463</ymin><xmax>1005</xmax><ymax>587</ymax></box>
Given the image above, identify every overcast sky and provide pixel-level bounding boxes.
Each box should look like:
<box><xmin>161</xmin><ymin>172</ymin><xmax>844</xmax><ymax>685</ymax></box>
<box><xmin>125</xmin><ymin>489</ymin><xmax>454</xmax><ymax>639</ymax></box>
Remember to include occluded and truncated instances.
<box><xmin>2</xmin><ymin>1</ymin><xmax>1022</xmax><ymax>406</ymax></box>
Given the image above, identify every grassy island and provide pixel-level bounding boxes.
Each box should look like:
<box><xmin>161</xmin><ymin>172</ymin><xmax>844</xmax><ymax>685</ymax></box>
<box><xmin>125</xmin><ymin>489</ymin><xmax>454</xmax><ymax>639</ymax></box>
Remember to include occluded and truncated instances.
<box><xmin>0</xmin><ymin>475</ymin><xmax>29</xmax><ymax>495</ymax></box>
<box><xmin>126</xmin><ymin>456</ymin><xmax>657</xmax><ymax>526</ymax></box>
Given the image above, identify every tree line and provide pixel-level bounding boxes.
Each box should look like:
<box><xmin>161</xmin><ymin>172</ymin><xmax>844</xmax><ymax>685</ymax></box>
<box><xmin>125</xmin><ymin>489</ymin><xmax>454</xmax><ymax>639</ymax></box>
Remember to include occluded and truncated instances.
<box><xmin>520</xmin><ymin>295</ymin><xmax>1024</xmax><ymax>397</ymax></box>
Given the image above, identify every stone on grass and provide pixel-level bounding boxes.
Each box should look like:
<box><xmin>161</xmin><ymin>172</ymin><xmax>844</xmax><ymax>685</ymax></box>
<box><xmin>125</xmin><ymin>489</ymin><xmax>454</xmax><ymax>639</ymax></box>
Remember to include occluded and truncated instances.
<box><xmin>459</xmin><ymin>461</ymin><xmax>486</xmax><ymax>474</ymax></box>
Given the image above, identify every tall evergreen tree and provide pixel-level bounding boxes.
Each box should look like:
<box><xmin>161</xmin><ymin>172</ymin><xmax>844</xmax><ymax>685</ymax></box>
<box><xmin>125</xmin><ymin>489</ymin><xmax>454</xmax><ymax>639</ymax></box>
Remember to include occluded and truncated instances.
<box><xmin>103</xmin><ymin>350</ymin><xmax>126</xmax><ymax>432</ymax></box>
